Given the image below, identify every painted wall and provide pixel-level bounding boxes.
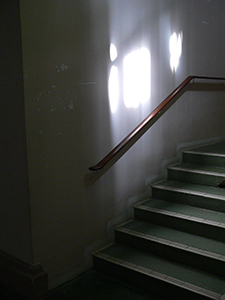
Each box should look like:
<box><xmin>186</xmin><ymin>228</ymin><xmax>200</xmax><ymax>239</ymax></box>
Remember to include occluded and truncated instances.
<box><xmin>0</xmin><ymin>0</ymin><xmax>33</xmax><ymax>264</ymax></box>
<box><xmin>19</xmin><ymin>0</ymin><xmax>225</xmax><ymax>288</ymax></box>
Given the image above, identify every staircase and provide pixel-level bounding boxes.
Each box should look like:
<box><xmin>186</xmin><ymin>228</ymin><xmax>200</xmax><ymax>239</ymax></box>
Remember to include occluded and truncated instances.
<box><xmin>93</xmin><ymin>141</ymin><xmax>225</xmax><ymax>300</ymax></box>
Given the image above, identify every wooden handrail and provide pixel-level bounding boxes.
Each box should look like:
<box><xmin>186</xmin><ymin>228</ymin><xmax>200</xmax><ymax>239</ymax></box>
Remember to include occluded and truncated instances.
<box><xmin>89</xmin><ymin>75</ymin><xmax>225</xmax><ymax>171</ymax></box>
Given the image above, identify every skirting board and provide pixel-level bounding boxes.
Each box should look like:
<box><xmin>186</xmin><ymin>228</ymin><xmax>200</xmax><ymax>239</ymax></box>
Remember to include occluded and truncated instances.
<box><xmin>0</xmin><ymin>249</ymin><xmax>48</xmax><ymax>299</ymax></box>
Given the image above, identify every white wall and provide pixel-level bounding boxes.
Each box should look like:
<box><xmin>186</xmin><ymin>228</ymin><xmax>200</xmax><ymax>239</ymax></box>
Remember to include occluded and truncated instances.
<box><xmin>19</xmin><ymin>0</ymin><xmax>225</xmax><ymax>288</ymax></box>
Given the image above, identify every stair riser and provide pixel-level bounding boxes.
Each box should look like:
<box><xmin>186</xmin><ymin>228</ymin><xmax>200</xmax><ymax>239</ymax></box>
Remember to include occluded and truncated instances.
<box><xmin>115</xmin><ymin>230</ymin><xmax>225</xmax><ymax>278</ymax></box>
<box><xmin>168</xmin><ymin>169</ymin><xmax>224</xmax><ymax>186</ymax></box>
<box><xmin>152</xmin><ymin>187</ymin><xmax>225</xmax><ymax>213</ymax></box>
<box><xmin>93</xmin><ymin>255</ymin><xmax>218</xmax><ymax>300</ymax></box>
<box><xmin>183</xmin><ymin>152</ymin><xmax>225</xmax><ymax>167</ymax></box>
<box><xmin>134</xmin><ymin>207</ymin><xmax>225</xmax><ymax>242</ymax></box>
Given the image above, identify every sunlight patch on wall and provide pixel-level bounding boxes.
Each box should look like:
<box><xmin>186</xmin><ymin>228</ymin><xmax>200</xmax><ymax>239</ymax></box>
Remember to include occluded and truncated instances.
<box><xmin>108</xmin><ymin>65</ymin><xmax>119</xmax><ymax>113</ymax></box>
<box><xmin>169</xmin><ymin>32</ymin><xmax>183</xmax><ymax>72</ymax></box>
<box><xmin>110</xmin><ymin>43</ymin><xmax>118</xmax><ymax>62</ymax></box>
<box><xmin>123</xmin><ymin>48</ymin><xmax>151</xmax><ymax>108</ymax></box>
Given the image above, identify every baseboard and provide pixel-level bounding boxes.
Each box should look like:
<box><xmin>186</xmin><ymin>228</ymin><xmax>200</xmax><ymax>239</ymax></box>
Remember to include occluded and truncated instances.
<box><xmin>0</xmin><ymin>249</ymin><xmax>48</xmax><ymax>299</ymax></box>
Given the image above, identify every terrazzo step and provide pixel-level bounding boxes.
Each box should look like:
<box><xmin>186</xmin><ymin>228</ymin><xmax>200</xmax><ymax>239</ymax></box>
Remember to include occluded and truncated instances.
<box><xmin>134</xmin><ymin>199</ymin><xmax>225</xmax><ymax>242</ymax></box>
<box><xmin>183</xmin><ymin>142</ymin><xmax>225</xmax><ymax>167</ymax></box>
<box><xmin>115</xmin><ymin>219</ymin><xmax>225</xmax><ymax>277</ymax></box>
<box><xmin>93</xmin><ymin>244</ymin><xmax>225</xmax><ymax>300</ymax></box>
<box><xmin>93</xmin><ymin>141</ymin><xmax>225</xmax><ymax>299</ymax></box>
<box><xmin>167</xmin><ymin>163</ymin><xmax>225</xmax><ymax>186</ymax></box>
<box><xmin>151</xmin><ymin>180</ymin><xmax>225</xmax><ymax>213</ymax></box>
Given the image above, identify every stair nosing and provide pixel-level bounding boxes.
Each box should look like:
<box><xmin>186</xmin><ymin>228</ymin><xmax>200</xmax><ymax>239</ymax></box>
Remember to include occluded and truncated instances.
<box><xmin>135</xmin><ymin>203</ymin><xmax>225</xmax><ymax>228</ymax></box>
<box><xmin>151</xmin><ymin>183</ymin><xmax>225</xmax><ymax>200</ymax></box>
<box><xmin>183</xmin><ymin>150</ymin><xmax>225</xmax><ymax>158</ymax></box>
<box><xmin>94</xmin><ymin>251</ymin><xmax>222</xmax><ymax>299</ymax></box>
<box><xmin>115</xmin><ymin>226</ymin><xmax>225</xmax><ymax>262</ymax></box>
<box><xmin>168</xmin><ymin>165</ymin><xmax>225</xmax><ymax>177</ymax></box>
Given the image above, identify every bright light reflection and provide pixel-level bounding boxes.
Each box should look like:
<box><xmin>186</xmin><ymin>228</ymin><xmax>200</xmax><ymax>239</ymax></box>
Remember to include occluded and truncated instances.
<box><xmin>123</xmin><ymin>48</ymin><xmax>150</xmax><ymax>108</ymax></box>
<box><xmin>108</xmin><ymin>66</ymin><xmax>119</xmax><ymax>113</ymax></box>
<box><xmin>110</xmin><ymin>44</ymin><xmax>118</xmax><ymax>62</ymax></box>
<box><xmin>169</xmin><ymin>32</ymin><xmax>183</xmax><ymax>72</ymax></box>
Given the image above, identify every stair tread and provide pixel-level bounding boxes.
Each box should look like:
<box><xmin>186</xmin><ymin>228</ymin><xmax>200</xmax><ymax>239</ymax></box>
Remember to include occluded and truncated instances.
<box><xmin>185</xmin><ymin>142</ymin><xmax>225</xmax><ymax>155</ymax></box>
<box><xmin>169</xmin><ymin>163</ymin><xmax>225</xmax><ymax>175</ymax></box>
<box><xmin>117</xmin><ymin>219</ymin><xmax>225</xmax><ymax>257</ymax></box>
<box><xmin>136</xmin><ymin>198</ymin><xmax>225</xmax><ymax>225</ymax></box>
<box><xmin>153</xmin><ymin>180</ymin><xmax>225</xmax><ymax>198</ymax></box>
<box><xmin>94</xmin><ymin>141</ymin><xmax>225</xmax><ymax>299</ymax></box>
<box><xmin>96</xmin><ymin>243</ymin><xmax>225</xmax><ymax>295</ymax></box>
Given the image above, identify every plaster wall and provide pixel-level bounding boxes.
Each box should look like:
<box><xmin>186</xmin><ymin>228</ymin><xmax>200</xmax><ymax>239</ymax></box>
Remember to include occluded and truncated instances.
<box><xmin>19</xmin><ymin>0</ymin><xmax>225</xmax><ymax>287</ymax></box>
<box><xmin>0</xmin><ymin>0</ymin><xmax>33</xmax><ymax>264</ymax></box>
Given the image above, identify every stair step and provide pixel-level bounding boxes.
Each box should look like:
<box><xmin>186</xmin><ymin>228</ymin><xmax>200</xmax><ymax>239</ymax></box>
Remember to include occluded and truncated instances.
<box><xmin>115</xmin><ymin>219</ymin><xmax>225</xmax><ymax>277</ymax></box>
<box><xmin>183</xmin><ymin>142</ymin><xmax>225</xmax><ymax>167</ymax></box>
<box><xmin>152</xmin><ymin>180</ymin><xmax>225</xmax><ymax>213</ymax></box>
<box><xmin>93</xmin><ymin>244</ymin><xmax>225</xmax><ymax>300</ymax></box>
<box><xmin>134</xmin><ymin>199</ymin><xmax>225</xmax><ymax>242</ymax></box>
<box><xmin>168</xmin><ymin>163</ymin><xmax>225</xmax><ymax>186</ymax></box>
<box><xmin>93</xmin><ymin>141</ymin><xmax>225</xmax><ymax>299</ymax></box>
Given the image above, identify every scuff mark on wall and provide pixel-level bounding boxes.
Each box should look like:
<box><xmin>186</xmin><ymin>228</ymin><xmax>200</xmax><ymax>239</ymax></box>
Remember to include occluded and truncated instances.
<box><xmin>50</xmin><ymin>104</ymin><xmax>56</xmax><ymax>112</ymax></box>
<box><xmin>60</xmin><ymin>64</ymin><xmax>68</xmax><ymax>71</ymax></box>
<box><xmin>68</xmin><ymin>100</ymin><xmax>73</xmax><ymax>110</ymax></box>
<box><xmin>55</xmin><ymin>64</ymin><xmax>69</xmax><ymax>72</ymax></box>
<box><xmin>35</xmin><ymin>79</ymin><xmax>78</xmax><ymax>136</ymax></box>
<box><xmin>78</xmin><ymin>82</ymin><xmax>95</xmax><ymax>86</ymax></box>
<box><xmin>37</xmin><ymin>92</ymin><xmax>42</xmax><ymax>101</ymax></box>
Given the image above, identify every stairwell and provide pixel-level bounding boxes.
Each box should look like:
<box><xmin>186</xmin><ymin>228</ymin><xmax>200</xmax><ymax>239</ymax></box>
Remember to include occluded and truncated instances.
<box><xmin>93</xmin><ymin>141</ymin><xmax>225</xmax><ymax>300</ymax></box>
